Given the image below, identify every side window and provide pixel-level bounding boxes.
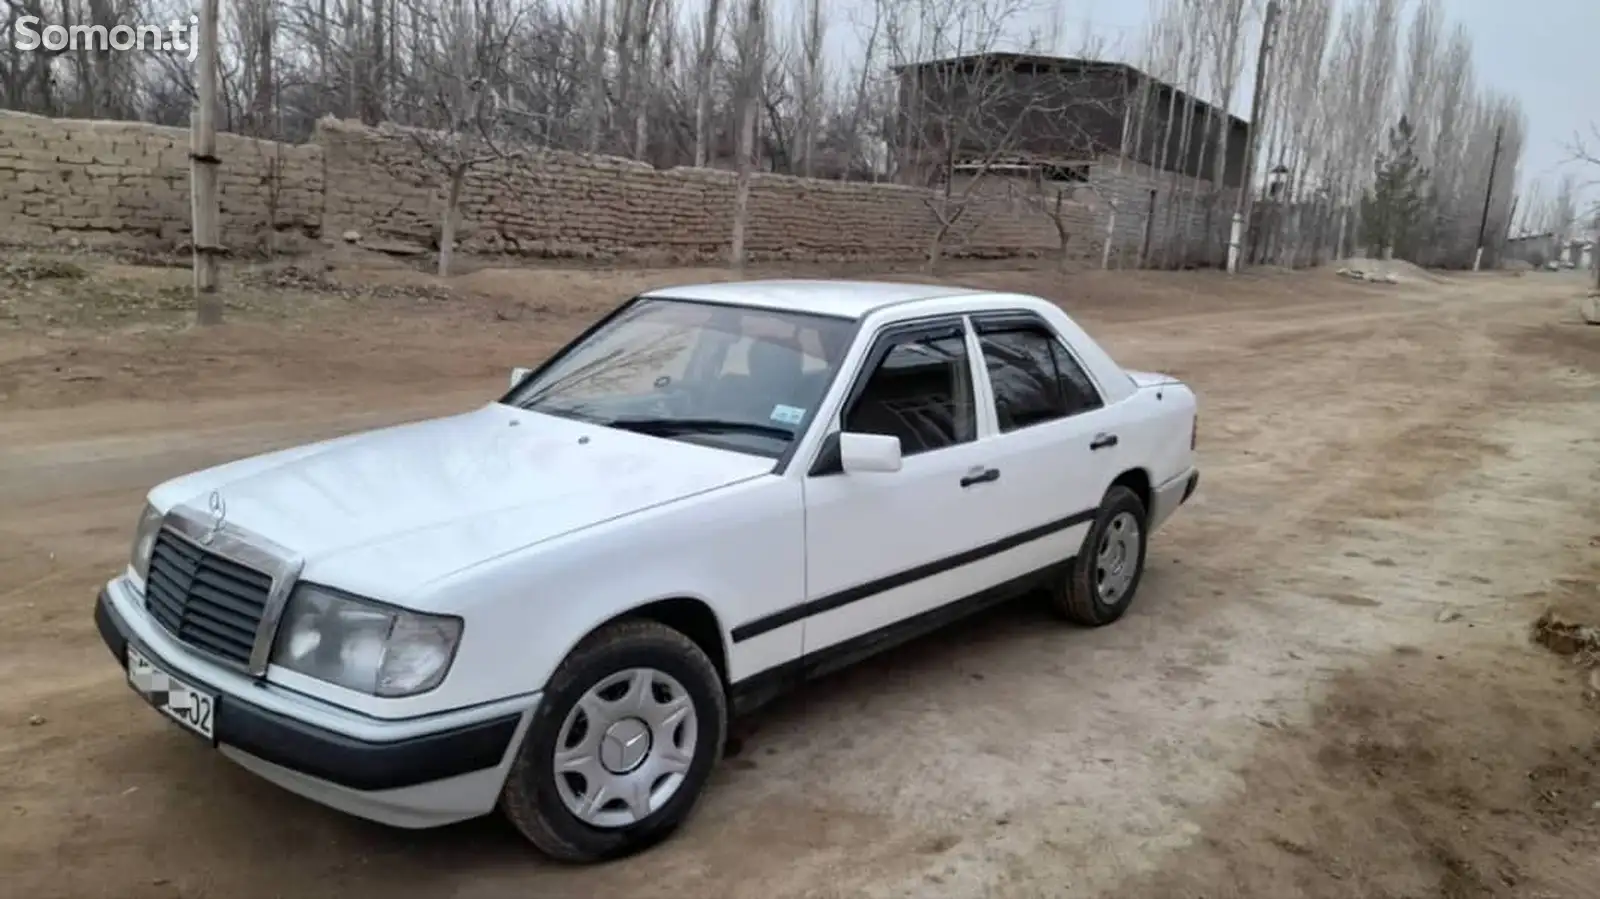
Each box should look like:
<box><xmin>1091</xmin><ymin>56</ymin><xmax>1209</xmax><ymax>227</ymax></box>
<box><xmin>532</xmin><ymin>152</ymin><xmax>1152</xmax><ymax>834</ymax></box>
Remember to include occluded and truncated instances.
<box><xmin>842</xmin><ymin>327</ymin><xmax>976</xmax><ymax>456</ymax></box>
<box><xmin>978</xmin><ymin>322</ymin><xmax>1104</xmax><ymax>432</ymax></box>
<box><xmin>1051</xmin><ymin>341</ymin><xmax>1104</xmax><ymax>415</ymax></box>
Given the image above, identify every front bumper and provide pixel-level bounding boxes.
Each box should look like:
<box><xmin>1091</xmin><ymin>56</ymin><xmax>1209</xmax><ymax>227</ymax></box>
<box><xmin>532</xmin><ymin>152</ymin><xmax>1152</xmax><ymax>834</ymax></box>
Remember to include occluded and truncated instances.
<box><xmin>95</xmin><ymin>583</ymin><xmax>535</xmax><ymax>828</ymax></box>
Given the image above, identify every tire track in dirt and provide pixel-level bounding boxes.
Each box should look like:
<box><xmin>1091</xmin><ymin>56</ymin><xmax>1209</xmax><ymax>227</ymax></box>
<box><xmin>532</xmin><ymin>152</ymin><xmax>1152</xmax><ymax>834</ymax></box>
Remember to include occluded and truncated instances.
<box><xmin>1168</xmin><ymin>294</ymin><xmax>1499</xmax><ymax>578</ymax></box>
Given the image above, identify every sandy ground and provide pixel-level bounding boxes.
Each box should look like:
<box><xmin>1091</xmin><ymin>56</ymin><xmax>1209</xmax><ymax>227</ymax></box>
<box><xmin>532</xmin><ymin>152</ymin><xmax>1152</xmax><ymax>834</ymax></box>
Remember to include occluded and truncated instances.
<box><xmin>1</xmin><ymin>255</ymin><xmax>1597</xmax><ymax>899</ymax></box>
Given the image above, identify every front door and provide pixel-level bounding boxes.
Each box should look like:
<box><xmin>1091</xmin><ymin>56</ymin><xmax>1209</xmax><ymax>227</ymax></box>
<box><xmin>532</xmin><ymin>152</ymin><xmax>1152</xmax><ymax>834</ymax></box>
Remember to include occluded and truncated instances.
<box><xmin>799</xmin><ymin>317</ymin><xmax>1013</xmax><ymax>658</ymax></box>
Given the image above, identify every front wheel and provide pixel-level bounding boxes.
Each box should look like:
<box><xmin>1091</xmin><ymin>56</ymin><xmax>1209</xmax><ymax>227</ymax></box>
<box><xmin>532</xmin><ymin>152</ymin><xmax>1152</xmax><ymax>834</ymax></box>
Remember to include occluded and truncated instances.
<box><xmin>499</xmin><ymin>619</ymin><xmax>727</xmax><ymax>863</ymax></box>
<box><xmin>1050</xmin><ymin>485</ymin><xmax>1149</xmax><ymax>626</ymax></box>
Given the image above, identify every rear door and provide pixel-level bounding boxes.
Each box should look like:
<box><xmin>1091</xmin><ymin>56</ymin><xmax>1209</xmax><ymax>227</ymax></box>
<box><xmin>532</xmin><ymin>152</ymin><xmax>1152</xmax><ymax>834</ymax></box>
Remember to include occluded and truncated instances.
<box><xmin>966</xmin><ymin>311</ymin><xmax>1122</xmax><ymax>572</ymax></box>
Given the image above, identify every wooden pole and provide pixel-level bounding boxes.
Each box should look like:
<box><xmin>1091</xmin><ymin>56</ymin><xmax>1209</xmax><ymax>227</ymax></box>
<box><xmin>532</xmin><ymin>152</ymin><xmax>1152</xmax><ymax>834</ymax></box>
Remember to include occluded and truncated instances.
<box><xmin>191</xmin><ymin>0</ymin><xmax>223</xmax><ymax>325</ymax></box>
<box><xmin>1473</xmin><ymin>122</ymin><xmax>1504</xmax><ymax>272</ymax></box>
<box><xmin>1102</xmin><ymin>72</ymin><xmax>1138</xmax><ymax>270</ymax></box>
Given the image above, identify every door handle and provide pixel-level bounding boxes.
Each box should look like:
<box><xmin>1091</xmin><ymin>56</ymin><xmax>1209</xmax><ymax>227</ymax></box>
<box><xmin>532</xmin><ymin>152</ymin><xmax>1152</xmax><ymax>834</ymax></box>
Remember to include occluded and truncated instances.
<box><xmin>960</xmin><ymin>466</ymin><xmax>1000</xmax><ymax>488</ymax></box>
<box><xmin>1090</xmin><ymin>433</ymin><xmax>1119</xmax><ymax>451</ymax></box>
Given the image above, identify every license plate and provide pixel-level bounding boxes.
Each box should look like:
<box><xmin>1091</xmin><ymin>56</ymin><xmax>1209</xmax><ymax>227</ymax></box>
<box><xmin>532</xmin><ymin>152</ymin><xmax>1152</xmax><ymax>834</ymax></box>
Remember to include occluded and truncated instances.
<box><xmin>126</xmin><ymin>644</ymin><xmax>216</xmax><ymax>743</ymax></box>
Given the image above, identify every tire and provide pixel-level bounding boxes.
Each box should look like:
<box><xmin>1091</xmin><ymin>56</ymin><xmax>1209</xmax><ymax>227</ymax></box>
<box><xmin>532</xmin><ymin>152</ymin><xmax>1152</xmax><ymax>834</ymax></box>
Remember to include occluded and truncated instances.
<box><xmin>499</xmin><ymin>619</ymin><xmax>727</xmax><ymax>863</ymax></box>
<box><xmin>1050</xmin><ymin>485</ymin><xmax>1149</xmax><ymax>627</ymax></box>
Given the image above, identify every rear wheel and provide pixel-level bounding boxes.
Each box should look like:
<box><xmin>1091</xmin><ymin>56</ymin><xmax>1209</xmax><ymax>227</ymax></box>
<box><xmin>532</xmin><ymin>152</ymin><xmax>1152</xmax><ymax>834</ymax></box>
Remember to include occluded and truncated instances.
<box><xmin>499</xmin><ymin>619</ymin><xmax>727</xmax><ymax>863</ymax></box>
<box><xmin>1050</xmin><ymin>485</ymin><xmax>1148</xmax><ymax>626</ymax></box>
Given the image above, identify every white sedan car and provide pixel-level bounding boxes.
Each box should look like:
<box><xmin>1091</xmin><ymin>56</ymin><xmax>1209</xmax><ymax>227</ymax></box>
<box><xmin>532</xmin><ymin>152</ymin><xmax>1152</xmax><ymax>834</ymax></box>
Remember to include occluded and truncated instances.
<box><xmin>94</xmin><ymin>279</ymin><xmax>1200</xmax><ymax>862</ymax></box>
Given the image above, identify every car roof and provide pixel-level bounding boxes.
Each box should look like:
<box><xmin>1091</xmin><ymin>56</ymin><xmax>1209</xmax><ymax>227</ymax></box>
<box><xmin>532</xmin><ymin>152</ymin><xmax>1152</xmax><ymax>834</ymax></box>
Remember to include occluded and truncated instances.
<box><xmin>637</xmin><ymin>279</ymin><xmax>993</xmax><ymax>320</ymax></box>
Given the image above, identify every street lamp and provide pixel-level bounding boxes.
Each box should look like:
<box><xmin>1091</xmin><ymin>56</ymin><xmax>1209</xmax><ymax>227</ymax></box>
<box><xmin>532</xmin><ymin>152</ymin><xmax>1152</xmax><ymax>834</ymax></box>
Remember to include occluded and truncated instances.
<box><xmin>1267</xmin><ymin>164</ymin><xmax>1290</xmax><ymax>200</ymax></box>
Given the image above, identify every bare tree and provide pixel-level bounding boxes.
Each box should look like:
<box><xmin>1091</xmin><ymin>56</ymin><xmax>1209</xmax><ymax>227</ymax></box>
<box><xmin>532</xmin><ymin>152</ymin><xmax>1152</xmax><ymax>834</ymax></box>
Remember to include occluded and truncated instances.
<box><xmin>692</xmin><ymin>0</ymin><xmax>726</xmax><ymax>166</ymax></box>
<box><xmin>1132</xmin><ymin>5</ymin><xmax>1180</xmax><ymax>267</ymax></box>
<box><xmin>1013</xmin><ymin>163</ymin><xmax>1091</xmax><ymax>271</ymax></box>
<box><xmin>1574</xmin><ymin>125</ymin><xmax>1600</xmax><ymax>170</ymax></box>
<box><xmin>1515</xmin><ymin>177</ymin><xmax>1547</xmax><ymax>237</ymax></box>
<box><xmin>585</xmin><ymin>0</ymin><xmax>610</xmax><ymax>153</ymax></box>
<box><xmin>395</xmin><ymin>0</ymin><xmax>527</xmax><ymax>276</ymax></box>
<box><xmin>1400</xmin><ymin>0</ymin><xmax>1442</xmax><ymax>165</ymax></box>
<box><xmin>1565</xmin><ymin>125</ymin><xmax>1600</xmax><ymax>288</ymax></box>
<box><xmin>727</xmin><ymin>0</ymin><xmax>764</xmax><ymax>268</ymax></box>
<box><xmin>1139</xmin><ymin>0</ymin><xmax>1213</xmax><ymax>269</ymax></box>
<box><xmin>793</xmin><ymin>0</ymin><xmax>825</xmax><ymax>177</ymax></box>
<box><xmin>1196</xmin><ymin>0</ymin><xmax>1249</xmax><ymax>265</ymax></box>
<box><xmin>826</xmin><ymin>0</ymin><xmax>893</xmax><ymax>181</ymax></box>
<box><xmin>980</xmin><ymin>18</ymin><xmax>1128</xmax><ymax>271</ymax></box>
<box><xmin>880</xmin><ymin>0</ymin><xmax>1082</xmax><ymax>271</ymax></box>
<box><xmin>1256</xmin><ymin>0</ymin><xmax>1332</xmax><ymax>266</ymax></box>
<box><xmin>1545</xmin><ymin>172</ymin><xmax>1580</xmax><ymax>246</ymax></box>
<box><xmin>627</xmin><ymin>0</ymin><xmax>659</xmax><ymax>159</ymax></box>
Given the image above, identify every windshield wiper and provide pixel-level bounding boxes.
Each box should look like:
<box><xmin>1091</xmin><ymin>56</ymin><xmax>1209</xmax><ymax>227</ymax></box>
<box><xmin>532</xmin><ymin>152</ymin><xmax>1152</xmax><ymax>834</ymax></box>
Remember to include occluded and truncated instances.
<box><xmin>604</xmin><ymin>417</ymin><xmax>796</xmax><ymax>442</ymax></box>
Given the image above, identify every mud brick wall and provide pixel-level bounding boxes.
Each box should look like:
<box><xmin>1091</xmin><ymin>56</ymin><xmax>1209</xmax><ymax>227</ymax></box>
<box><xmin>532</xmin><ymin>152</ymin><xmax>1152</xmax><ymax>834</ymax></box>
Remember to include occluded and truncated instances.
<box><xmin>314</xmin><ymin>118</ymin><xmax>1066</xmax><ymax>263</ymax></box>
<box><xmin>1087</xmin><ymin>156</ymin><xmax>1229</xmax><ymax>267</ymax></box>
<box><xmin>4</xmin><ymin>111</ymin><xmax>1225</xmax><ymax>266</ymax></box>
<box><xmin>948</xmin><ymin>171</ymin><xmax>1107</xmax><ymax>266</ymax></box>
<box><xmin>0</xmin><ymin>110</ymin><xmax>323</xmax><ymax>251</ymax></box>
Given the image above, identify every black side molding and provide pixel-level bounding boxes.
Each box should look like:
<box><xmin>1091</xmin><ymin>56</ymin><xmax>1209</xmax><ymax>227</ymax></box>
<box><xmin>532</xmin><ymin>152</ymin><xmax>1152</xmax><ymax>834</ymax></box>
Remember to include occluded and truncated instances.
<box><xmin>95</xmin><ymin>590</ymin><xmax>522</xmax><ymax>792</ymax></box>
<box><xmin>729</xmin><ymin>560</ymin><xmax>1069</xmax><ymax>716</ymax></box>
<box><xmin>729</xmin><ymin>506</ymin><xmax>1097</xmax><ymax>643</ymax></box>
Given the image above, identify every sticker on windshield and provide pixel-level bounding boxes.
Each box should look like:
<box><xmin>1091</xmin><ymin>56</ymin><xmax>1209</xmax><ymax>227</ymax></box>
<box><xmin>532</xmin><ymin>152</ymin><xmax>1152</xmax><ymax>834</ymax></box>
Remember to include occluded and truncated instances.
<box><xmin>770</xmin><ymin>404</ymin><xmax>806</xmax><ymax>426</ymax></box>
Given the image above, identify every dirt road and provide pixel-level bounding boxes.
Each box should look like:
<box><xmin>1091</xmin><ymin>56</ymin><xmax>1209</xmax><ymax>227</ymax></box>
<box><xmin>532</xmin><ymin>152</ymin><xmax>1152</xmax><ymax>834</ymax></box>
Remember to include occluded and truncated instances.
<box><xmin>2</xmin><ymin>263</ymin><xmax>1596</xmax><ymax>899</ymax></box>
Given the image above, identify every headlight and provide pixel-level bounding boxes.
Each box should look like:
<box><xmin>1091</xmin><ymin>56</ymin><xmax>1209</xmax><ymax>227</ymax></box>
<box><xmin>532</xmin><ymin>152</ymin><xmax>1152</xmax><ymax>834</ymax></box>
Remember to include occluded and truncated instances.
<box><xmin>271</xmin><ymin>584</ymin><xmax>463</xmax><ymax>697</ymax></box>
<box><xmin>130</xmin><ymin>503</ymin><xmax>165</xmax><ymax>582</ymax></box>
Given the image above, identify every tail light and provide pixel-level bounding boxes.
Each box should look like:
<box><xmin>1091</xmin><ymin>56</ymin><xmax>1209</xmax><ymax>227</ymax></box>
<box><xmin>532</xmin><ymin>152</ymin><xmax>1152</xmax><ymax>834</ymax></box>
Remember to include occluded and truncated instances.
<box><xmin>1190</xmin><ymin>413</ymin><xmax>1198</xmax><ymax>450</ymax></box>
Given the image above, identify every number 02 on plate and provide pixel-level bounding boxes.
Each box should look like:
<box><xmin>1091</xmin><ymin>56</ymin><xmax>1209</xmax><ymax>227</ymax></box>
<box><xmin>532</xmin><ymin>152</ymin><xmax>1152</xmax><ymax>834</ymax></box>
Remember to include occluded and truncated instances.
<box><xmin>126</xmin><ymin>644</ymin><xmax>217</xmax><ymax>743</ymax></box>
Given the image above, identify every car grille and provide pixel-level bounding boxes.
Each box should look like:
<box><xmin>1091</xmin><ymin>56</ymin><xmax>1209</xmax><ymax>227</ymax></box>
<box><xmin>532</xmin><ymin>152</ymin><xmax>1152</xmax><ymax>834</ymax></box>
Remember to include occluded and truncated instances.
<box><xmin>143</xmin><ymin>530</ymin><xmax>272</xmax><ymax>666</ymax></box>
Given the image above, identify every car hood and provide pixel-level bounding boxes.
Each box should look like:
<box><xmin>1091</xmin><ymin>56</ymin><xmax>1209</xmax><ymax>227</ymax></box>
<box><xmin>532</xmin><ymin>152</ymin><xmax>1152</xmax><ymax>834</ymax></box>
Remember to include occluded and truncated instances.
<box><xmin>147</xmin><ymin>403</ymin><xmax>773</xmax><ymax>601</ymax></box>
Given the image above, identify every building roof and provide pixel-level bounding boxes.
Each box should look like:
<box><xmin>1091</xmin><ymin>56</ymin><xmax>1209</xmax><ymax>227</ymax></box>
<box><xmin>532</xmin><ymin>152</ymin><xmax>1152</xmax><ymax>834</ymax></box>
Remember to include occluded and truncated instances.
<box><xmin>640</xmin><ymin>279</ymin><xmax>989</xmax><ymax>320</ymax></box>
<box><xmin>890</xmin><ymin>52</ymin><xmax>1250</xmax><ymax>130</ymax></box>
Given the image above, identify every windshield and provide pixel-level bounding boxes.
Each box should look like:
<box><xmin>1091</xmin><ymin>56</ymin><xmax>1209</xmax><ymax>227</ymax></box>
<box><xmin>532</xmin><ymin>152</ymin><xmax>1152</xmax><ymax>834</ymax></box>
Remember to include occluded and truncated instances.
<box><xmin>502</xmin><ymin>297</ymin><xmax>859</xmax><ymax>458</ymax></box>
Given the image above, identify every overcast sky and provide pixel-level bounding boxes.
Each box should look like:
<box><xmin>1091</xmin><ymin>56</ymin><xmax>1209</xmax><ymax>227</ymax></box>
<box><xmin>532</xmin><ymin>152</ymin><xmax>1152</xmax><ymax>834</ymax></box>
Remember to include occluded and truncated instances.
<box><xmin>797</xmin><ymin>0</ymin><xmax>1599</xmax><ymax>218</ymax></box>
<box><xmin>1048</xmin><ymin>0</ymin><xmax>1596</xmax><ymax>208</ymax></box>
<box><xmin>1442</xmin><ymin>0</ymin><xmax>1598</xmax><ymax>206</ymax></box>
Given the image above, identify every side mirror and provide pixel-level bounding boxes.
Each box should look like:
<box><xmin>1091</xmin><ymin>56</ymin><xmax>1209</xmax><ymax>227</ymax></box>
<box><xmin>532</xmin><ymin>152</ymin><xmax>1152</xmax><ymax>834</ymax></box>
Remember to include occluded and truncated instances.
<box><xmin>838</xmin><ymin>432</ymin><xmax>903</xmax><ymax>474</ymax></box>
<box><xmin>509</xmin><ymin>367</ymin><xmax>532</xmax><ymax>390</ymax></box>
